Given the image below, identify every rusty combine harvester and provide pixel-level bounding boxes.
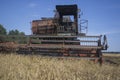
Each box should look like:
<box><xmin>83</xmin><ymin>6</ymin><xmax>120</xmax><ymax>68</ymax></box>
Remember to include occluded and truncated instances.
<box><xmin>0</xmin><ymin>4</ymin><xmax>108</xmax><ymax>63</ymax></box>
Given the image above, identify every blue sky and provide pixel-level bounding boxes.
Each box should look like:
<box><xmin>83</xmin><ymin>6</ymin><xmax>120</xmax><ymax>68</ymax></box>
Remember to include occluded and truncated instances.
<box><xmin>0</xmin><ymin>0</ymin><xmax>120</xmax><ymax>52</ymax></box>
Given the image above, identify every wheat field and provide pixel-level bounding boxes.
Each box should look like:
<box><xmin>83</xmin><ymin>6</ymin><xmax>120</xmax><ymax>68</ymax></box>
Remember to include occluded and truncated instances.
<box><xmin>0</xmin><ymin>53</ymin><xmax>119</xmax><ymax>80</ymax></box>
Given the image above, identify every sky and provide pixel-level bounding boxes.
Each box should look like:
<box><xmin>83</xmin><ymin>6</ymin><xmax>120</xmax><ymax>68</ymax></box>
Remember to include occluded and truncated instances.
<box><xmin>0</xmin><ymin>0</ymin><xmax>120</xmax><ymax>52</ymax></box>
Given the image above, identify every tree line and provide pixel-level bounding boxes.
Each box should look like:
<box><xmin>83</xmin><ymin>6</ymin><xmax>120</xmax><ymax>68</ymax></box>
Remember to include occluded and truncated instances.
<box><xmin>0</xmin><ymin>24</ymin><xmax>25</xmax><ymax>35</ymax></box>
<box><xmin>0</xmin><ymin>24</ymin><xmax>27</xmax><ymax>43</ymax></box>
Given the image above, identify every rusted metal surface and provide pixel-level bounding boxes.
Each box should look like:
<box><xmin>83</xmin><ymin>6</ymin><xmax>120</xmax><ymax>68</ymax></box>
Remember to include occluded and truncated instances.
<box><xmin>0</xmin><ymin>42</ymin><xmax>18</xmax><ymax>52</ymax></box>
<box><xmin>27</xmin><ymin>44</ymin><xmax>102</xmax><ymax>49</ymax></box>
<box><xmin>32</xmin><ymin>18</ymin><xmax>57</xmax><ymax>35</ymax></box>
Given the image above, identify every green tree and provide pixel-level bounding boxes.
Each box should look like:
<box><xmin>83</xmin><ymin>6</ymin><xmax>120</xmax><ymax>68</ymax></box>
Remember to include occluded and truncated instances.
<box><xmin>8</xmin><ymin>30</ymin><xmax>15</xmax><ymax>35</ymax></box>
<box><xmin>8</xmin><ymin>29</ymin><xmax>25</xmax><ymax>35</ymax></box>
<box><xmin>0</xmin><ymin>24</ymin><xmax>7</xmax><ymax>35</ymax></box>
<box><xmin>19</xmin><ymin>32</ymin><xmax>25</xmax><ymax>35</ymax></box>
<box><xmin>14</xmin><ymin>29</ymin><xmax>19</xmax><ymax>35</ymax></box>
<box><xmin>8</xmin><ymin>29</ymin><xmax>26</xmax><ymax>43</ymax></box>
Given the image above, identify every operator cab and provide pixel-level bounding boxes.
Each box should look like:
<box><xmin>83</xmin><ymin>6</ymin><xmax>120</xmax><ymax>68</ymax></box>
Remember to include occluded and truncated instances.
<box><xmin>55</xmin><ymin>4</ymin><xmax>78</xmax><ymax>36</ymax></box>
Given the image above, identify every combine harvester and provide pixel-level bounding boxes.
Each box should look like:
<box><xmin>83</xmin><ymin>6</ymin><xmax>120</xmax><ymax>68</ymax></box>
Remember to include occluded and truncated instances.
<box><xmin>0</xmin><ymin>4</ymin><xmax>108</xmax><ymax>64</ymax></box>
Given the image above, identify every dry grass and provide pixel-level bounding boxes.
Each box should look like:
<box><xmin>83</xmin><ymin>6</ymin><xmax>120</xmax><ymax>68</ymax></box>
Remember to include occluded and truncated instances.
<box><xmin>0</xmin><ymin>53</ymin><xmax>120</xmax><ymax>80</ymax></box>
<box><xmin>103</xmin><ymin>53</ymin><xmax>120</xmax><ymax>57</ymax></box>
<box><xmin>103</xmin><ymin>53</ymin><xmax>120</xmax><ymax>66</ymax></box>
